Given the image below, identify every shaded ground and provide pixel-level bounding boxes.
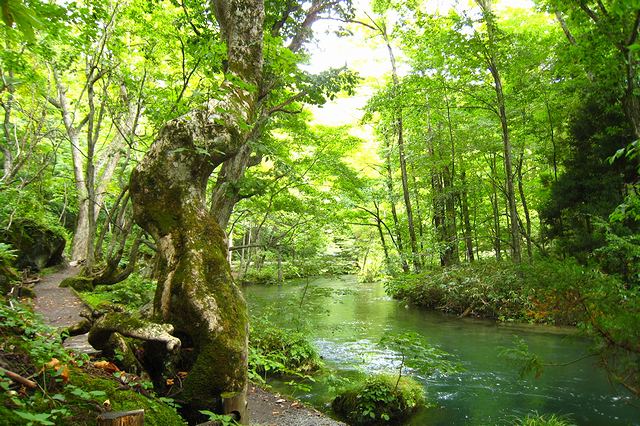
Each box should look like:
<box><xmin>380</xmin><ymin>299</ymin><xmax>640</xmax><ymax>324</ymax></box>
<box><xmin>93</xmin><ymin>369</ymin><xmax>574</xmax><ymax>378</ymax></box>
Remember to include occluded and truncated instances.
<box><xmin>32</xmin><ymin>264</ymin><xmax>96</xmax><ymax>354</ymax></box>
<box><xmin>31</xmin><ymin>265</ymin><xmax>345</xmax><ymax>425</ymax></box>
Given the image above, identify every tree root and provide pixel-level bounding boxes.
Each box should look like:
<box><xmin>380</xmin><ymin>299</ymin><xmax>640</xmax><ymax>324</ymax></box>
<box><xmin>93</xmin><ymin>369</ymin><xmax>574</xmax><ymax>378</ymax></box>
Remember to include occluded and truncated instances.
<box><xmin>88</xmin><ymin>310</ymin><xmax>181</xmax><ymax>353</ymax></box>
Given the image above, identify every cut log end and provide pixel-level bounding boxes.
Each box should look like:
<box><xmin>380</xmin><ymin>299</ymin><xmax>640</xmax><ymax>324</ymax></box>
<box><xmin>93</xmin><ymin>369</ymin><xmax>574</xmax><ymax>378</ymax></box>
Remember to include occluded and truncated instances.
<box><xmin>96</xmin><ymin>409</ymin><xmax>144</xmax><ymax>426</ymax></box>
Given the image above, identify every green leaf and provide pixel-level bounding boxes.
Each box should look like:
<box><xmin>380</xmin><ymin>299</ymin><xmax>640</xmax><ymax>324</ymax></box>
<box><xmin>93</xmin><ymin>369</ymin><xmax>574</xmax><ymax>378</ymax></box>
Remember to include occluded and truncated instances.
<box><xmin>15</xmin><ymin>411</ymin><xmax>55</xmax><ymax>426</ymax></box>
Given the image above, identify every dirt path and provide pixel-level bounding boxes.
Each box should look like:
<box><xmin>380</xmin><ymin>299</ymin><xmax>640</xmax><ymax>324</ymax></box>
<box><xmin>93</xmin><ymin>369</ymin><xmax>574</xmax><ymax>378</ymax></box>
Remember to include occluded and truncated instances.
<box><xmin>32</xmin><ymin>264</ymin><xmax>96</xmax><ymax>354</ymax></box>
<box><xmin>31</xmin><ymin>265</ymin><xmax>345</xmax><ymax>425</ymax></box>
<box><xmin>248</xmin><ymin>385</ymin><xmax>345</xmax><ymax>426</ymax></box>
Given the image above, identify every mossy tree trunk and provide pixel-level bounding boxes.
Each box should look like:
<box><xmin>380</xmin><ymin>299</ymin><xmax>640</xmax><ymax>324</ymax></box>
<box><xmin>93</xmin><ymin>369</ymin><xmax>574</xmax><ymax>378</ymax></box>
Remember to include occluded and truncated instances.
<box><xmin>130</xmin><ymin>1</ymin><xmax>264</xmax><ymax>421</ymax></box>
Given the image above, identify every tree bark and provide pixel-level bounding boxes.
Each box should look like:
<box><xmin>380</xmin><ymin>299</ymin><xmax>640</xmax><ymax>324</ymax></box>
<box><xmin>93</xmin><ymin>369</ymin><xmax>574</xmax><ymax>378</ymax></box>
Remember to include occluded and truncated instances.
<box><xmin>210</xmin><ymin>144</ymin><xmax>261</xmax><ymax>230</ymax></box>
<box><xmin>130</xmin><ymin>1</ymin><xmax>264</xmax><ymax>421</ymax></box>
<box><xmin>517</xmin><ymin>152</ymin><xmax>533</xmax><ymax>261</ymax></box>
<box><xmin>460</xmin><ymin>169</ymin><xmax>474</xmax><ymax>262</ymax></box>
<box><xmin>374</xmin><ymin>201</ymin><xmax>392</xmax><ymax>274</ymax></box>
<box><xmin>384</xmin><ymin>137</ymin><xmax>409</xmax><ymax>273</ymax></box>
<box><xmin>489</xmin><ymin>154</ymin><xmax>502</xmax><ymax>260</ymax></box>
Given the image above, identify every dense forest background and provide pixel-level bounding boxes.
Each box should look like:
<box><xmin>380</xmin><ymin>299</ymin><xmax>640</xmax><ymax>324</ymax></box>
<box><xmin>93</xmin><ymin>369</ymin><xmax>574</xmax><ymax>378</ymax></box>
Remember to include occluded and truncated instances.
<box><xmin>1</xmin><ymin>0</ymin><xmax>639</xmax><ymax>423</ymax></box>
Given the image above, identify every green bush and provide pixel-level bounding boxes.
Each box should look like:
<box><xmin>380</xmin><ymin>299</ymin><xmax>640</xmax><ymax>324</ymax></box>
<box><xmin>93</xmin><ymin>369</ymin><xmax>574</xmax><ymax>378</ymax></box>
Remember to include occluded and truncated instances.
<box><xmin>249</xmin><ymin>318</ymin><xmax>322</xmax><ymax>382</ymax></box>
<box><xmin>332</xmin><ymin>374</ymin><xmax>426</xmax><ymax>425</ymax></box>
<box><xmin>241</xmin><ymin>266</ymin><xmax>279</xmax><ymax>285</ymax></box>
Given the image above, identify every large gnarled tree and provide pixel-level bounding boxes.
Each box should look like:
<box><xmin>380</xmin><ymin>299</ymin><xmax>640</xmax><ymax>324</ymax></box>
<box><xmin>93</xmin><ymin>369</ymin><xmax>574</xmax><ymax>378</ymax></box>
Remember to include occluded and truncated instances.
<box><xmin>129</xmin><ymin>0</ymin><xmax>356</xmax><ymax>420</ymax></box>
<box><xmin>130</xmin><ymin>0</ymin><xmax>263</xmax><ymax>419</ymax></box>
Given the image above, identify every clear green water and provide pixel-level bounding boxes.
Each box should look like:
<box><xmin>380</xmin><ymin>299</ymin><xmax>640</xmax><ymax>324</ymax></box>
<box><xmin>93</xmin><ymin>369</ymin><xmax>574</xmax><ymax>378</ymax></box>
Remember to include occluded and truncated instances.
<box><xmin>244</xmin><ymin>275</ymin><xmax>640</xmax><ymax>425</ymax></box>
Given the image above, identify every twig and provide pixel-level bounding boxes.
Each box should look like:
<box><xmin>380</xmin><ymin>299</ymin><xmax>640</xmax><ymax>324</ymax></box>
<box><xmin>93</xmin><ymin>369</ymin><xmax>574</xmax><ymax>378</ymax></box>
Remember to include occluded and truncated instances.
<box><xmin>0</xmin><ymin>367</ymin><xmax>37</xmax><ymax>389</ymax></box>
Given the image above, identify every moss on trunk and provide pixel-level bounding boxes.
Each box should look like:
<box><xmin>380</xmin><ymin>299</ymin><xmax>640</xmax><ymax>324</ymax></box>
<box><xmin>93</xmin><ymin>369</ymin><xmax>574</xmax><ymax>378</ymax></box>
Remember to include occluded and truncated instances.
<box><xmin>129</xmin><ymin>115</ymin><xmax>249</xmax><ymax>417</ymax></box>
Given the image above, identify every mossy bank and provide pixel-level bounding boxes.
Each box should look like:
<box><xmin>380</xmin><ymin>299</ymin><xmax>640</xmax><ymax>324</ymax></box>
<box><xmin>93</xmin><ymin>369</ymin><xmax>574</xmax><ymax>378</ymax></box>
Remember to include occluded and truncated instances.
<box><xmin>0</xmin><ymin>299</ymin><xmax>185</xmax><ymax>426</ymax></box>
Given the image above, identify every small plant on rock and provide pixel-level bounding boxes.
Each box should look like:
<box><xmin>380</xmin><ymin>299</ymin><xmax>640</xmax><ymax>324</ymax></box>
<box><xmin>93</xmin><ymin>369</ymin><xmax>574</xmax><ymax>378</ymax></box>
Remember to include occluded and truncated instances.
<box><xmin>332</xmin><ymin>374</ymin><xmax>426</xmax><ymax>425</ymax></box>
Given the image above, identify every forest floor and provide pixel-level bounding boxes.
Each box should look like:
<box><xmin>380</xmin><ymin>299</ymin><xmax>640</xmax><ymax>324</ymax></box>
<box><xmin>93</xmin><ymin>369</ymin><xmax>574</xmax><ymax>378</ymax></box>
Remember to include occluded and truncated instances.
<box><xmin>31</xmin><ymin>264</ymin><xmax>345</xmax><ymax>426</ymax></box>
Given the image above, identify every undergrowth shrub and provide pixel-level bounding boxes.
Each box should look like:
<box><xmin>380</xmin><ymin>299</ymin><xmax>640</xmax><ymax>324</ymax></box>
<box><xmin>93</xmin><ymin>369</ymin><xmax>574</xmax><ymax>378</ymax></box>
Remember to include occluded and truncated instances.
<box><xmin>0</xmin><ymin>300</ymin><xmax>184</xmax><ymax>425</ymax></box>
<box><xmin>248</xmin><ymin>317</ymin><xmax>323</xmax><ymax>384</ymax></box>
<box><xmin>384</xmin><ymin>259</ymin><xmax>613</xmax><ymax>325</ymax></box>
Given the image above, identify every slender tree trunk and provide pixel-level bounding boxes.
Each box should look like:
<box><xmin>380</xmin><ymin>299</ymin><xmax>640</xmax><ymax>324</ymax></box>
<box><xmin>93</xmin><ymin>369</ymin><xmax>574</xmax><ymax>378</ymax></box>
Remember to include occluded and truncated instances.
<box><xmin>517</xmin><ymin>153</ymin><xmax>533</xmax><ymax>261</ymax></box>
<box><xmin>478</xmin><ymin>0</ymin><xmax>522</xmax><ymax>263</ymax></box>
<box><xmin>380</xmin><ymin>28</ymin><xmax>420</xmax><ymax>271</ymax></box>
<box><xmin>544</xmin><ymin>99</ymin><xmax>559</xmax><ymax>183</ymax></box>
<box><xmin>429</xmin><ymin>145</ymin><xmax>448</xmax><ymax>266</ymax></box>
<box><xmin>460</xmin><ymin>169</ymin><xmax>474</xmax><ymax>262</ymax></box>
<box><xmin>442</xmin><ymin>165</ymin><xmax>459</xmax><ymax>265</ymax></box>
<box><xmin>277</xmin><ymin>247</ymin><xmax>283</xmax><ymax>283</ymax></box>
<box><xmin>409</xmin><ymin>161</ymin><xmax>426</xmax><ymax>265</ymax></box>
<box><xmin>53</xmin><ymin>70</ymin><xmax>92</xmax><ymax>265</ymax></box>
<box><xmin>384</xmin><ymin>138</ymin><xmax>409</xmax><ymax>272</ymax></box>
<box><xmin>489</xmin><ymin>154</ymin><xmax>502</xmax><ymax>260</ymax></box>
<box><xmin>443</xmin><ymin>85</ymin><xmax>459</xmax><ymax>264</ymax></box>
<box><xmin>374</xmin><ymin>201</ymin><xmax>392</xmax><ymax>274</ymax></box>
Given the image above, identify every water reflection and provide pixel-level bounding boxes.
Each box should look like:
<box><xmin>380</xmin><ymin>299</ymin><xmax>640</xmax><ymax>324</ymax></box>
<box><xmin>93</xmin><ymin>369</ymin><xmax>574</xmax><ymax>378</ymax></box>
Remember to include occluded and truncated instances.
<box><xmin>244</xmin><ymin>276</ymin><xmax>639</xmax><ymax>425</ymax></box>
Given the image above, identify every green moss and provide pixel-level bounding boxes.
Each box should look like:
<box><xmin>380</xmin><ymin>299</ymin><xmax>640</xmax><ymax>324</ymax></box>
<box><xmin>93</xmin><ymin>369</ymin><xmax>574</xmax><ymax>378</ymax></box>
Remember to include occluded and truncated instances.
<box><xmin>67</xmin><ymin>372</ymin><xmax>185</xmax><ymax>426</ymax></box>
<box><xmin>60</xmin><ymin>276</ymin><xmax>95</xmax><ymax>292</ymax></box>
<box><xmin>332</xmin><ymin>374</ymin><xmax>427</xmax><ymax>425</ymax></box>
<box><xmin>1</xmin><ymin>369</ymin><xmax>186</xmax><ymax>425</ymax></box>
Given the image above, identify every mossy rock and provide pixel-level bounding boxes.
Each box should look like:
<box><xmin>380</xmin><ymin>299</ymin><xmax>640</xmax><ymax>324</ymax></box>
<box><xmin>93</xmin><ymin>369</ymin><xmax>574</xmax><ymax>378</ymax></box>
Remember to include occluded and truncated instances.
<box><xmin>60</xmin><ymin>276</ymin><xmax>95</xmax><ymax>292</ymax></box>
<box><xmin>68</xmin><ymin>371</ymin><xmax>185</xmax><ymax>426</ymax></box>
<box><xmin>332</xmin><ymin>374</ymin><xmax>426</xmax><ymax>425</ymax></box>
<box><xmin>0</xmin><ymin>218</ymin><xmax>66</xmax><ymax>271</ymax></box>
<box><xmin>0</xmin><ymin>299</ymin><xmax>185</xmax><ymax>426</ymax></box>
<box><xmin>0</xmin><ymin>369</ymin><xmax>186</xmax><ymax>426</ymax></box>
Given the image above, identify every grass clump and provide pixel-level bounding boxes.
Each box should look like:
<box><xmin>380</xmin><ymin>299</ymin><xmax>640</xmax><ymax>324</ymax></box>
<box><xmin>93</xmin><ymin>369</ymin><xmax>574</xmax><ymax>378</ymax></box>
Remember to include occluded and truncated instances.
<box><xmin>331</xmin><ymin>374</ymin><xmax>426</xmax><ymax>425</ymax></box>
<box><xmin>514</xmin><ymin>412</ymin><xmax>576</xmax><ymax>426</ymax></box>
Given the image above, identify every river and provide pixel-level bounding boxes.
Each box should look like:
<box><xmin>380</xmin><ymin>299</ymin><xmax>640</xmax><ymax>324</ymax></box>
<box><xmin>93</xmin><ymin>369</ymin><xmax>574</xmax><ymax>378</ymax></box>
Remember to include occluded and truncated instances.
<box><xmin>243</xmin><ymin>275</ymin><xmax>639</xmax><ymax>425</ymax></box>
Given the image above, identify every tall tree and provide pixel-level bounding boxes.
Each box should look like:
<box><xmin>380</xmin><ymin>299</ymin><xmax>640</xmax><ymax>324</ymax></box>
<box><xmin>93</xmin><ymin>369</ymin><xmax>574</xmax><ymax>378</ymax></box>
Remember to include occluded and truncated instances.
<box><xmin>130</xmin><ymin>0</ymin><xmax>356</xmax><ymax>418</ymax></box>
<box><xmin>130</xmin><ymin>0</ymin><xmax>264</xmax><ymax>418</ymax></box>
<box><xmin>475</xmin><ymin>0</ymin><xmax>522</xmax><ymax>263</ymax></box>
